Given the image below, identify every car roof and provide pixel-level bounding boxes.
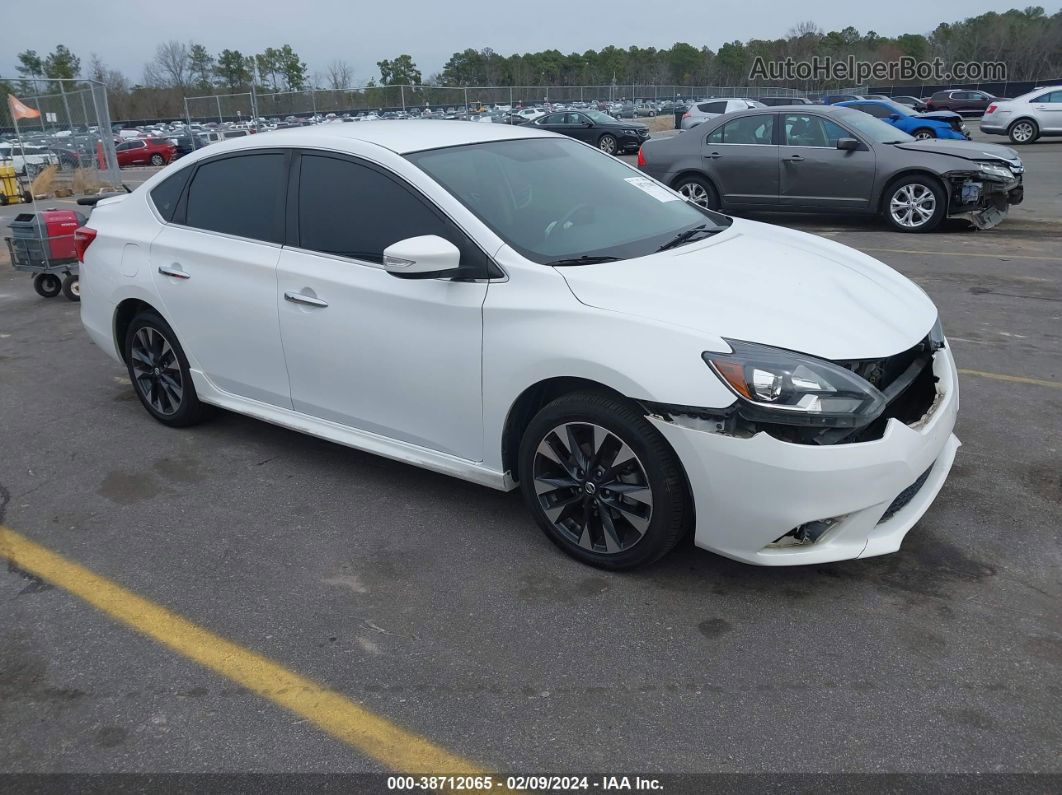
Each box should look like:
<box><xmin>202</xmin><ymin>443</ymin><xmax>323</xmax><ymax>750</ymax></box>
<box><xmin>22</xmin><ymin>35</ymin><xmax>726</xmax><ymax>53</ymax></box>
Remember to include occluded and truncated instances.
<box><xmin>185</xmin><ymin>119</ymin><xmax>553</xmax><ymax>157</ymax></box>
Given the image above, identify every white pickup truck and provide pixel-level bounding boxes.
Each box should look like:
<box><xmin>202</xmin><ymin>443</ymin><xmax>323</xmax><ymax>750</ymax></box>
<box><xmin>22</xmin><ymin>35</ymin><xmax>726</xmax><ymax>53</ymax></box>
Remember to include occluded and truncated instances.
<box><xmin>0</xmin><ymin>143</ymin><xmax>61</xmax><ymax>176</ymax></box>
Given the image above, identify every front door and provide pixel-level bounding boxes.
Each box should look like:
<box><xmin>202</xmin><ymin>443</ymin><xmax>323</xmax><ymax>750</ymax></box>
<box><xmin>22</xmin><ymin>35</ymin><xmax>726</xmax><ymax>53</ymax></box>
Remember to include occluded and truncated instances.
<box><xmin>276</xmin><ymin>152</ymin><xmax>488</xmax><ymax>461</ymax></box>
<box><xmin>777</xmin><ymin>113</ymin><xmax>876</xmax><ymax>211</ymax></box>
<box><xmin>702</xmin><ymin>113</ymin><xmax>779</xmax><ymax>207</ymax></box>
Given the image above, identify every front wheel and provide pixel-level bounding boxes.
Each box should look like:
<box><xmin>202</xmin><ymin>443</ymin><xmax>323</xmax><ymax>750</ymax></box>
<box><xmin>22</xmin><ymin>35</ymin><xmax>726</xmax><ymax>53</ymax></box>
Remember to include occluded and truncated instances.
<box><xmin>673</xmin><ymin>174</ymin><xmax>720</xmax><ymax>210</ymax></box>
<box><xmin>518</xmin><ymin>391</ymin><xmax>692</xmax><ymax>570</ymax></box>
<box><xmin>598</xmin><ymin>134</ymin><xmax>618</xmax><ymax>154</ymax></box>
<box><xmin>33</xmin><ymin>273</ymin><xmax>62</xmax><ymax>298</ymax></box>
<box><xmin>124</xmin><ymin>310</ymin><xmax>207</xmax><ymax>427</ymax></box>
<box><xmin>912</xmin><ymin>128</ymin><xmax>935</xmax><ymax>140</ymax></box>
<box><xmin>883</xmin><ymin>175</ymin><xmax>945</xmax><ymax>233</ymax></box>
<box><xmin>1008</xmin><ymin>119</ymin><xmax>1038</xmax><ymax>144</ymax></box>
<box><xmin>150</xmin><ymin>154</ymin><xmax>165</xmax><ymax>166</ymax></box>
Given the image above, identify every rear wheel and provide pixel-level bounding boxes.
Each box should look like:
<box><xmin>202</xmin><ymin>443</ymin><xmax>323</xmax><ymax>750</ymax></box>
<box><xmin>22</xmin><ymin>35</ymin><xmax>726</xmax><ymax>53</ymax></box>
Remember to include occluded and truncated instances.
<box><xmin>673</xmin><ymin>174</ymin><xmax>720</xmax><ymax>210</ymax></box>
<box><xmin>61</xmin><ymin>274</ymin><xmax>80</xmax><ymax>302</ymax></box>
<box><xmin>518</xmin><ymin>391</ymin><xmax>691</xmax><ymax>570</ymax></box>
<box><xmin>1008</xmin><ymin>119</ymin><xmax>1038</xmax><ymax>144</ymax></box>
<box><xmin>598</xmin><ymin>134</ymin><xmax>618</xmax><ymax>154</ymax></box>
<box><xmin>33</xmin><ymin>273</ymin><xmax>62</xmax><ymax>298</ymax></box>
<box><xmin>150</xmin><ymin>153</ymin><xmax>165</xmax><ymax>166</ymax></box>
<box><xmin>883</xmin><ymin>175</ymin><xmax>945</xmax><ymax>233</ymax></box>
<box><xmin>124</xmin><ymin>310</ymin><xmax>207</xmax><ymax>427</ymax></box>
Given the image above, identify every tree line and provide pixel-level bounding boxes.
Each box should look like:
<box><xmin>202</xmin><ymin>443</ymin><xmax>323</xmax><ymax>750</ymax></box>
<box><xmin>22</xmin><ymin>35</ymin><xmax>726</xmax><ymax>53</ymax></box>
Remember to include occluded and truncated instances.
<box><xmin>2</xmin><ymin>6</ymin><xmax>1059</xmax><ymax>124</ymax></box>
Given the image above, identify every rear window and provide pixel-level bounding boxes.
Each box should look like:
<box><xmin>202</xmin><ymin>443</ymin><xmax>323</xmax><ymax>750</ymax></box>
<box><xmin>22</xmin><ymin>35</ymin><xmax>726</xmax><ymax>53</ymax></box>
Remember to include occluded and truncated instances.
<box><xmin>697</xmin><ymin>101</ymin><xmax>727</xmax><ymax>114</ymax></box>
<box><xmin>150</xmin><ymin>168</ymin><xmax>191</xmax><ymax>221</ymax></box>
<box><xmin>184</xmin><ymin>153</ymin><xmax>286</xmax><ymax>242</ymax></box>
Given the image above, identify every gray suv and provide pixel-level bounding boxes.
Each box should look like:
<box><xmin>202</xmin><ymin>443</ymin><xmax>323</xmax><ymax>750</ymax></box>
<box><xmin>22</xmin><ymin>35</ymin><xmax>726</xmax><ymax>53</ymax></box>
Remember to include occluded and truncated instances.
<box><xmin>639</xmin><ymin>105</ymin><xmax>1024</xmax><ymax>232</ymax></box>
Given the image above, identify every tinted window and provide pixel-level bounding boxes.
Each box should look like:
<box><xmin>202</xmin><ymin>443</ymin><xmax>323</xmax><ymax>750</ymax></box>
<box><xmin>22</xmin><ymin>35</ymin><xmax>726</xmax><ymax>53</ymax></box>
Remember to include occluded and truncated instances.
<box><xmin>719</xmin><ymin>115</ymin><xmax>774</xmax><ymax>144</ymax></box>
<box><xmin>857</xmin><ymin>103</ymin><xmax>891</xmax><ymax>118</ymax></box>
<box><xmin>150</xmin><ymin>168</ymin><xmax>191</xmax><ymax>221</ymax></box>
<box><xmin>538</xmin><ymin>114</ymin><xmax>562</xmax><ymax>125</ymax></box>
<box><xmin>297</xmin><ymin>154</ymin><xmax>454</xmax><ymax>264</ymax></box>
<box><xmin>698</xmin><ymin>102</ymin><xmax>727</xmax><ymax>114</ymax></box>
<box><xmin>185</xmin><ymin>153</ymin><xmax>286</xmax><ymax>242</ymax></box>
<box><xmin>1034</xmin><ymin>91</ymin><xmax>1062</xmax><ymax>103</ymax></box>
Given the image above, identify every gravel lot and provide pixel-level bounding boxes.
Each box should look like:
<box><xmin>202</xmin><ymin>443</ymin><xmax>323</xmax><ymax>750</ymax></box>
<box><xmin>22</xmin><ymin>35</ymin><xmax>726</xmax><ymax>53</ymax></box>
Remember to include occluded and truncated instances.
<box><xmin>1</xmin><ymin>127</ymin><xmax>1059</xmax><ymax>781</ymax></box>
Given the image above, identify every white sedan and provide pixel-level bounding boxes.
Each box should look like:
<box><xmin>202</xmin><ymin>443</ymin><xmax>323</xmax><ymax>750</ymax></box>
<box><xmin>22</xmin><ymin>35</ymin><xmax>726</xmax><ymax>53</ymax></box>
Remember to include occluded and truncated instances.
<box><xmin>76</xmin><ymin>121</ymin><xmax>959</xmax><ymax>569</ymax></box>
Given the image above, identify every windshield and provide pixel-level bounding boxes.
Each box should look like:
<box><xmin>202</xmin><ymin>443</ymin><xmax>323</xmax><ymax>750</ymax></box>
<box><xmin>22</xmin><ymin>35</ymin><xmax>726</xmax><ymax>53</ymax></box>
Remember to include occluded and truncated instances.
<box><xmin>407</xmin><ymin>138</ymin><xmax>730</xmax><ymax>264</ymax></box>
<box><xmin>832</xmin><ymin>108</ymin><xmax>915</xmax><ymax>144</ymax></box>
<box><xmin>585</xmin><ymin>111</ymin><xmax>617</xmax><ymax>124</ymax></box>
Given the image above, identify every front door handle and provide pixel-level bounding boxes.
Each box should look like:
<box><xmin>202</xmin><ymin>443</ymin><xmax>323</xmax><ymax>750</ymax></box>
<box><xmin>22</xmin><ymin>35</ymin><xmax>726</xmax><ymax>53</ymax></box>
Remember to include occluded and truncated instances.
<box><xmin>704</xmin><ymin>151</ymin><xmax>722</xmax><ymax>159</ymax></box>
<box><xmin>158</xmin><ymin>265</ymin><xmax>190</xmax><ymax>279</ymax></box>
<box><xmin>786</xmin><ymin>154</ymin><xmax>805</xmax><ymax>162</ymax></box>
<box><xmin>284</xmin><ymin>291</ymin><xmax>328</xmax><ymax>308</ymax></box>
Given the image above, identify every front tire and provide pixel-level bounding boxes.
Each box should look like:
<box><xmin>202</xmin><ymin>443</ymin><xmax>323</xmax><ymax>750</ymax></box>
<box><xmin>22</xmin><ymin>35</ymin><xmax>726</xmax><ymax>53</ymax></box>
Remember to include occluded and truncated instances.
<box><xmin>1008</xmin><ymin>119</ymin><xmax>1038</xmax><ymax>144</ymax></box>
<box><xmin>33</xmin><ymin>273</ymin><xmax>62</xmax><ymax>298</ymax></box>
<box><xmin>883</xmin><ymin>175</ymin><xmax>945</xmax><ymax>233</ymax></box>
<box><xmin>518</xmin><ymin>391</ymin><xmax>692</xmax><ymax>570</ymax></box>
<box><xmin>912</xmin><ymin>128</ymin><xmax>935</xmax><ymax>140</ymax></box>
<box><xmin>598</xmin><ymin>134</ymin><xmax>618</xmax><ymax>154</ymax></box>
<box><xmin>124</xmin><ymin>310</ymin><xmax>207</xmax><ymax>427</ymax></box>
<box><xmin>673</xmin><ymin>174</ymin><xmax>720</xmax><ymax>210</ymax></box>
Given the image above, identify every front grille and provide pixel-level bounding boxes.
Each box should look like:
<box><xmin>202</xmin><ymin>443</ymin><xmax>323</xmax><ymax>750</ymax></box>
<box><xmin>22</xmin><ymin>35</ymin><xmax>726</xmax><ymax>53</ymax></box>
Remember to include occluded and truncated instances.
<box><xmin>878</xmin><ymin>465</ymin><xmax>933</xmax><ymax>524</ymax></box>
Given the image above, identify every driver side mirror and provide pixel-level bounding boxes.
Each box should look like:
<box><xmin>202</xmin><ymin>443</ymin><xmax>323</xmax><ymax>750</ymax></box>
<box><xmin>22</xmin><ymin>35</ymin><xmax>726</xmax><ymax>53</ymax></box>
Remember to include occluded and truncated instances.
<box><xmin>382</xmin><ymin>235</ymin><xmax>461</xmax><ymax>279</ymax></box>
<box><xmin>836</xmin><ymin>137</ymin><xmax>860</xmax><ymax>151</ymax></box>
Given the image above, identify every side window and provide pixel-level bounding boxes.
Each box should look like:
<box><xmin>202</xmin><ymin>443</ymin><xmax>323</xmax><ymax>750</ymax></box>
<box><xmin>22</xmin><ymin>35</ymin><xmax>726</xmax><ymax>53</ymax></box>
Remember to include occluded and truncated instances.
<box><xmin>783</xmin><ymin>115</ymin><xmax>848</xmax><ymax>147</ymax></box>
<box><xmin>184</xmin><ymin>153</ymin><xmax>286</xmax><ymax>242</ymax></box>
<box><xmin>538</xmin><ymin>113</ymin><xmax>561</xmax><ymax>125</ymax></box>
<box><xmin>297</xmin><ymin>154</ymin><xmax>472</xmax><ymax>268</ymax></box>
<box><xmin>705</xmin><ymin>126</ymin><xmax>723</xmax><ymax>144</ymax></box>
<box><xmin>862</xmin><ymin>104</ymin><xmax>891</xmax><ymax>118</ymax></box>
<box><xmin>1034</xmin><ymin>91</ymin><xmax>1062</xmax><ymax>103</ymax></box>
<box><xmin>150</xmin><ymin>167</ymin><xmax>191</xmax><ymax>221</ymax></box>
<box><xmin>720</xmin><ymin>115</ymin><xmax>774</xmax><ymax>144</ymax></box>
<box><xmin>698</xmin><ymin>101</ymin><xmax>726</xmax><ymax>114</ymax></box>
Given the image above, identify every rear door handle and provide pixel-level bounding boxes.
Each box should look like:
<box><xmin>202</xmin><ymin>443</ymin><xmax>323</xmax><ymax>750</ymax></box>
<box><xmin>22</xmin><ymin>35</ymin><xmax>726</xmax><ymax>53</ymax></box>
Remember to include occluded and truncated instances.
<box><xmin>158</xmin><ymin>265</ymin><xmax>190</xmax><ymax>279</ymax></box>
<box><xmin>284</xmin><ymin>291</ymin><xmax>328</xmax><ymax>308</ymax></box>
<box><xmin>703</xmin><ymin>151</ymin><xmax>722</xmax><ymax>159</ymax></box>
<box><xmin>786</xmin><ymin>154</ymin><xmax>805</xmax><ymax>162</ymax></box>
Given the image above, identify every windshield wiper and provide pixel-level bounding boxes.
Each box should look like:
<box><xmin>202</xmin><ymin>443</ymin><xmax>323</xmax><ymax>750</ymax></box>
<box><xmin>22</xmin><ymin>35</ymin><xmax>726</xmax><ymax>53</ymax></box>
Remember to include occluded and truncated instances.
<box><xmin>656</xmin><ymin>224</ymin><xmax>716</xmax><ymax>252</ymax></box>
<box><xmin>545</xmin><ymin>255</ymin><xmax>621</xmax><ymax>266</ymax></box>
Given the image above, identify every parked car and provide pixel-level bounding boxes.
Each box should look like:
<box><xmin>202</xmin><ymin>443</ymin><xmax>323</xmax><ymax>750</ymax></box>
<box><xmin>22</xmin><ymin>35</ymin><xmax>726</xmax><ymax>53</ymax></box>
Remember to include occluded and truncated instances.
<box><xmin>79</xmin><ymin>121</ymin><xmax>960</xmax><ymax>569</ymax></box>
<box><xmin>820</xmin><ymin>94</ymin><xmax>863</xmax><ymax>105</ymax></box>
<box><xmin>115</xmin><ymin>138</ymin><xmax>176</xmax><ymax>167</ymax></box>
<box><xmin>638</xmin><ymin>105</ymin><xmax>1023</xmax><ymax>232</ymax></box>
<box><xmin>979</xmin><ymin>85</ymin><xmax>1062</xmax><ymax>144</ymax></box>
<box><xmin>757</xmin><ymin>97</ymin><xmax>812</xmax><ymax>106</ymax></box>
<box><xmin>533</xmin><ymin>110</ymin><xmax>648</xmax><ymax>154</ymax></box>
<box><xmin>0</xmin><ymin>143</ymin><xmax>61</xmax><ymax>175</ymax></box>
<box><xmin>836</xmin><ymin>100</ymin><xmax>969</xmax><ymax>140</ymax></box>
<box><xmin>925</xmin><ymin>89</ymin><xmax>997</xmax><ymax>115</ymax></box>
<box><xmin>892</xmin><ymin>96</ymin><xmax>929</xmax><ymax>112</ymax></box>
<box><xmin>680</xmin><ymin>99</ymin><xmax>765</xmax><ymax>130</ymax></box>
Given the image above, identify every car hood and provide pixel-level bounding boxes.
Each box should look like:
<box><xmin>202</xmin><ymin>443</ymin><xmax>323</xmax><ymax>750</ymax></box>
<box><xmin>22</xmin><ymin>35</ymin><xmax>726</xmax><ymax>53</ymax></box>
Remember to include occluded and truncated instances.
<box><xmin>916</xmin><ymin>110</ymin><xmax>962</xmax><ymax>122</ymax></box>
<box><xmin>893</xmin><ymin>138</ymin><xmax>1019</xmax><ymax>163</ymax></box>
<box><xmin>556</xmin><ymin>218</ymin><xmax>937</xmax><ymax>361</ymax></box>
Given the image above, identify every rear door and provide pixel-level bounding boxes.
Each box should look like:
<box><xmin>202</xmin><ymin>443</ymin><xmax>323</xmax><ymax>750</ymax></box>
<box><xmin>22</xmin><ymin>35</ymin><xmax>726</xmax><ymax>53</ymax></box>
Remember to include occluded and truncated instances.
<box><xmin>701</xmin><ymin>113</ymin><xmax>779</xmax><ymax>207</ymax></box>
<box><xmin>149</xmin><ymin>150</ymin><xmax>292</xmax><ymax>407</ymax></box>
<box><xmin>777</xmin><ymin>113</ymin><xmax>876</xmax><ymax>210</ymax></box>
<box><xmin>1031</xmin><ymin>90</ymin><xmax>1062</xmax><ymax>132</ymax></box>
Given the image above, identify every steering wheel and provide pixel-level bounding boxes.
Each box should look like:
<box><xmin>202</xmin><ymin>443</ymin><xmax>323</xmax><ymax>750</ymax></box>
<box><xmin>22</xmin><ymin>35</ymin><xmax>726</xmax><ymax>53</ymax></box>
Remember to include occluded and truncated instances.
<box><xmin>545</xmin><ymin>203</ymin><xmax>593</xmax><ymax>239</ymax></box>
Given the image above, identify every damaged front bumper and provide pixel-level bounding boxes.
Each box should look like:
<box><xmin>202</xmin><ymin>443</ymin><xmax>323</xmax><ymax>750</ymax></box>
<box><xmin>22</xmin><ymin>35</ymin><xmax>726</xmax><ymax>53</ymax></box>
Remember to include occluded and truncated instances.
<box><xmin>945</xmin><ymin>166</ymin><xmax>1024</xmax><ymax>230</ymax></box>
<box><xmin>648</xmin><ymin>347</ymin><xmax>960</xmax><ymax>566</ymax></box>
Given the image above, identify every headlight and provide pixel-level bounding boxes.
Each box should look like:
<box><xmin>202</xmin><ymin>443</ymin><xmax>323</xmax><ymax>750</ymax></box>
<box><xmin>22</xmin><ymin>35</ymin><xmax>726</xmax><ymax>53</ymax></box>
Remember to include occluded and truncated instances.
<box><xmin>977</xmin><ymin>162</ymin><xmax>1013</xmax><ymax>180</ymax></box>
<box><xmin>621</xmin><ymin>129</ymin><xmax>637</xmax><ymax>135</ymax></box>
<box><xmin>703</xmin><ymin>340</ymin><xmax>886</xmax><ymax>428</ymax></box>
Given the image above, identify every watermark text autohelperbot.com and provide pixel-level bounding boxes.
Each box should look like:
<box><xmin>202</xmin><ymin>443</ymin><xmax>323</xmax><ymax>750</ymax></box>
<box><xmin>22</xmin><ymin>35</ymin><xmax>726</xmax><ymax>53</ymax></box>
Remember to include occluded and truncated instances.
<box><xmin>749</xmin><ymin>56</ymin><xmax>1007</xmax><ymax>84</ymax></box>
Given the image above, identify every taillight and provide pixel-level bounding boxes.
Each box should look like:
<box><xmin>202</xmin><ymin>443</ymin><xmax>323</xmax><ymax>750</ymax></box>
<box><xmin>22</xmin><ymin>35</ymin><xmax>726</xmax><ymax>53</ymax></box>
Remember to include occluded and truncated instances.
<box><xmin>636</xmin><ymin>146</ymin><xmax>646</xmax><ymax>168</ymax></box>
<box><xmin>682</xmin><ymin>112</ymin><xmax>690</xmax><ymax>118</ymax></box>
<box><xmin>986</xmin><ymin>104</ymin><xmax>997</xmax><ymax>114</ymax></box>
<box><xmin>74</xmin><ymin>227</ymin><xmax>97</xmax><ymax>263</ymax></box>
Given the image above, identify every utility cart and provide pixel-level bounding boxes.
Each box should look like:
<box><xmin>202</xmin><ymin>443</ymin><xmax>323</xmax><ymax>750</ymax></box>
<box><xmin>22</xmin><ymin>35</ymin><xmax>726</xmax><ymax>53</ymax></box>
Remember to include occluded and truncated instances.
<box><xmin>4</xmin><ymin>208</ymin><xmax>88</xmax><ymax>301</ymax></box>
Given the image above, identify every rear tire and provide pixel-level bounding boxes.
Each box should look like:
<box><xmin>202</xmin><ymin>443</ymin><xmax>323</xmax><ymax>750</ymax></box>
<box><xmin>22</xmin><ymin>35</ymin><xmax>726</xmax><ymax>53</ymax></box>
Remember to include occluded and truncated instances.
<box><xmin>33</xmin><ymin>273</ymin><xmax>62</xmax><ymax>298</ymax></box>
<box><xmin>672</xmin><ymin>174</ymin><xmax>720</xmax><ymax>210</ymax></box>
<box><xmin>150</xmin><ymin>153</ymin><xmax>165</xmax><ymax>166</ymax></box>
<box><xmin>61</xmin><ymin>274</ymin><xmax>80</xmax><ymax>302</ymax></box>
<box><xmin>883</xmin><ymin>174</ymin><xmax>945</xmax><ymax>233</ymax></box>
<box><xmin>518</xmin><ymin>391</ymin><xmax>692</xmax><ymax>570</ymax></box>
<box><xmin>1008</xmin><ymin>119</ymin><xmax>1038</xmax><ymax>144</ymax></box>
<box><xmin>123</xmin><ymin>310</ymin><xmax>207</xmax><ymax>428</ymax></box>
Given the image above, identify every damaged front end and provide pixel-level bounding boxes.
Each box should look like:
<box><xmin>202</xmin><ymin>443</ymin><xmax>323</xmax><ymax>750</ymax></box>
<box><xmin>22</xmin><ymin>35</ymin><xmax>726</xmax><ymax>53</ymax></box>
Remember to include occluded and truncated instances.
<box><xmin>945</xmin><ymin>160</ymin><xmax>1024</xmax><ymax>230</ymax></box>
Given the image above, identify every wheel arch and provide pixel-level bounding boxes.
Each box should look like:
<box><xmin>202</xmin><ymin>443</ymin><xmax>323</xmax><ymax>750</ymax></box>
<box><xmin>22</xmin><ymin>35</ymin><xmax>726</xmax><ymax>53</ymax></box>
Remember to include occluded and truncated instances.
<box><xmin>113</xmin><ymin>297</ymin><xmax>163</xmax><ymax>363</ymax></box>
<box><xmin>877</xmin><ymin>169</ymin><xmax>948</xmax><ymax>214</ymax></box>
<box><xmin>1007</xmin><ymin>116</ymin><xmax>1039</xmax><ymax>134</ymax></box>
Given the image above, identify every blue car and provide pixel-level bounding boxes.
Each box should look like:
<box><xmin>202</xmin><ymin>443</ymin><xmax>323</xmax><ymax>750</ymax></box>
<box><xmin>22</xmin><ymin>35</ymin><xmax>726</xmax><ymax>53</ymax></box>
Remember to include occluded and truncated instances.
<box><xmin>837</xmin><ymin>100</ymin><xmax>970</xmax><ymax>140</ymax></box>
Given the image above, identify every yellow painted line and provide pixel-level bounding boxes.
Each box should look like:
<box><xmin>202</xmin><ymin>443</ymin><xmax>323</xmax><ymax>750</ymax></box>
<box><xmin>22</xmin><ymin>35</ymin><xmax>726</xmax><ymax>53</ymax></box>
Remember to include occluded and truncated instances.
<box><xmin>958</xmin><ymin>369</ymin><xmax>1062</xmax><ymax>389</ymax></box>
<box><xmin>860</xmin><ymin>247</ymin><xmax>1061</xmax><ymax>262</ymax></box>
<box><xmin>0</xmin><ymin>525</ymin><xmax>488</xmax><ymax>776</ymax></box>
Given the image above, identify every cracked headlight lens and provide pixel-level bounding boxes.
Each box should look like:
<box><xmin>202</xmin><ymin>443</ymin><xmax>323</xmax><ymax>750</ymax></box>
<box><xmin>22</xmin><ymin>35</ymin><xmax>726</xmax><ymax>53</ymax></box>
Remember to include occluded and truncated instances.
<box><xmin>704</xmin><ymin>340</ymin><xmax>886</xmax><ymax>428</ymax></box>
<box><xmin>977</xmin><ymin>162</ymin><xmax>1013</xmax><ymax>180</ymax></box>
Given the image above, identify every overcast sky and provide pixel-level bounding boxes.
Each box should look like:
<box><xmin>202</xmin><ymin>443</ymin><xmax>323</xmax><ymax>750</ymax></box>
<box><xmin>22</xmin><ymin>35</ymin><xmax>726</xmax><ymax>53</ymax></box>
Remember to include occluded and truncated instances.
<box><xmin>2</xmin><ymin>0</ymin><xmax>1044</xmax><ymax>84</ymax></box>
